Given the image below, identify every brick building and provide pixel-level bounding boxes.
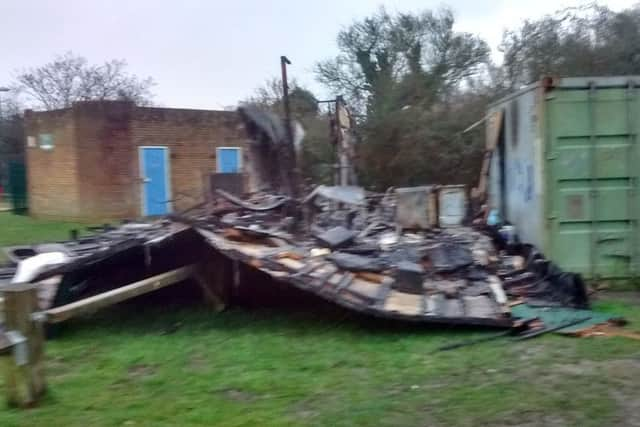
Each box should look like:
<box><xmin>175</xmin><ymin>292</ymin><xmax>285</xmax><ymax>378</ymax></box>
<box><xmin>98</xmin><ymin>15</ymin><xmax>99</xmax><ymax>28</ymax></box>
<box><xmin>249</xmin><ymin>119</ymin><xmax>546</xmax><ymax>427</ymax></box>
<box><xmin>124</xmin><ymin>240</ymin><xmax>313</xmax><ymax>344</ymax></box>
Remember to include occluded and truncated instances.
<box><xmin>25</xmin><ymin>101</ymin><xmax>251</xmax><ymax>219</ymax></box>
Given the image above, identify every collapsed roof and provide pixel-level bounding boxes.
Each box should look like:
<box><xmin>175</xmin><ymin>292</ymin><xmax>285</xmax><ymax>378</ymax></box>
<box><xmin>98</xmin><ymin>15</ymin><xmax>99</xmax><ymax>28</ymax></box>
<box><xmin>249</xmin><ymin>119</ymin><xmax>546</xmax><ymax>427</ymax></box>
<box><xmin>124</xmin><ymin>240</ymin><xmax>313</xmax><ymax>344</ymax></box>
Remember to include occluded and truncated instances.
<box><xmin>1</xmin><ymin>186</ymin><xmax>589</xmax><ymax>331</ymax></box>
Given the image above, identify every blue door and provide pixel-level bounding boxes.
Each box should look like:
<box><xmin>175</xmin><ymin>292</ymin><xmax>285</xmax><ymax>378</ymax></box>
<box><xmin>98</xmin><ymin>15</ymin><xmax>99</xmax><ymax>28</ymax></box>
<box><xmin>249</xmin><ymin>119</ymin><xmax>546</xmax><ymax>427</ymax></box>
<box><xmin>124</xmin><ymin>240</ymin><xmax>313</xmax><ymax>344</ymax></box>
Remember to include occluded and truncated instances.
<box><xmin>140</xmin><ymin>147</ymin><xmax>170</xmax><ymax>216</ymax></box>
<box><xmin>217</xmin><ymin>148</ymin><xmax>241</xmax><ymax>173</ymax></box>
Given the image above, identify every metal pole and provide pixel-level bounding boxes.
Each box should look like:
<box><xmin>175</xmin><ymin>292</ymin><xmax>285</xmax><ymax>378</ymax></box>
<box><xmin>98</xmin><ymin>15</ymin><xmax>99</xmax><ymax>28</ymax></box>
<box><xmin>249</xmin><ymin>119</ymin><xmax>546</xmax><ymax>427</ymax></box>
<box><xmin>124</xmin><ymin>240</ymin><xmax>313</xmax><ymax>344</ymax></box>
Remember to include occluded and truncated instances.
<box><xmin>279</xmin><ymin>56</ymin><xmax>300</xmax><ymax>199</ymax></box>
<box><xmin>280</xmin><ymin>56</ymin><xmax>293</xmax><ymax>149</ymax></box>
<box><xmin>317</xmin><ymin>98</ymin><xmax>341</xmax><ymax>186</ymax></box>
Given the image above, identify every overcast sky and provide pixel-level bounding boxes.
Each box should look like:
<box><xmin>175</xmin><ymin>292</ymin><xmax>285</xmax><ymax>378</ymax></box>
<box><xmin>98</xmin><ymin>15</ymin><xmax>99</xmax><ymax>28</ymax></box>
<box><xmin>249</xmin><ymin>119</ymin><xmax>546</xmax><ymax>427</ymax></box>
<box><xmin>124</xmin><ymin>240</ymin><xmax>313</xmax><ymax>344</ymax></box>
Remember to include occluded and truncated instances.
<box><xmin>1</xmin><ymin>0</ymin><xmax>634</xmax><ymax>110</ymax></box>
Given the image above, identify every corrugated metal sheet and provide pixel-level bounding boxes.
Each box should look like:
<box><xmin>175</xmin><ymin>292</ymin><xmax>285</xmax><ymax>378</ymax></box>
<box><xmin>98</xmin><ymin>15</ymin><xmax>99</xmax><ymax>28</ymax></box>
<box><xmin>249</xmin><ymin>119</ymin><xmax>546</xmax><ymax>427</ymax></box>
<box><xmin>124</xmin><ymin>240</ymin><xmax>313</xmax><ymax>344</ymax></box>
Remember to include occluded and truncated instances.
<box><xmin>546</xmin><ymin>82</ymin><xmax>640</xmax><ymax>279</ymax></box>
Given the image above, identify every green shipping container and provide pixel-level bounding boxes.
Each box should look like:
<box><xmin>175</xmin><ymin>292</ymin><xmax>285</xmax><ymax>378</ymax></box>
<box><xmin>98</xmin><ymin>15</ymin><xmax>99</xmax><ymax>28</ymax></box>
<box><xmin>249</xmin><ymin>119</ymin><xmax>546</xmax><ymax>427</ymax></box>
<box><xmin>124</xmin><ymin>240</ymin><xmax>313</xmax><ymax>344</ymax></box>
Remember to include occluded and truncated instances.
<box><xmin>488</xmin><ymin>76</ymin><xmax>639</xmax><ymax>280</ymax></box>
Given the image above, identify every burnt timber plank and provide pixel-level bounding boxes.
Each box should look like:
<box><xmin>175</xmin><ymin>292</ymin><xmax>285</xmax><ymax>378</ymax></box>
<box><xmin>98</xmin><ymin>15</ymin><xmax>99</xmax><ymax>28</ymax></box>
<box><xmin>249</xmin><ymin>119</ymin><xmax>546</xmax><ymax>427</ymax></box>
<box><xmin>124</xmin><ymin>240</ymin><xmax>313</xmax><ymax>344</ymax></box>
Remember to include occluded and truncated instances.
<box><xmin>373</xmin><ymin>278</ymin><xmax>393</xmax><ymax>309</ymax></box>
<box><xmin>290</xmin><ymin>262</ymin><xmax>323</xmax><ymax>278</ymax></box>
<box><xmin>44</xmin><ymin>265</ymin><xmax>195</xmax><ymax>324</ymax></box>
<box><xmin>311</xmin><ymin>267</ymin><xmax>338</xmax><ymax>291</ymax></box>
<box><xmin>335</xmin><ymin>273</ymin><xmax>355</xmax><ymax>294</ymax></box>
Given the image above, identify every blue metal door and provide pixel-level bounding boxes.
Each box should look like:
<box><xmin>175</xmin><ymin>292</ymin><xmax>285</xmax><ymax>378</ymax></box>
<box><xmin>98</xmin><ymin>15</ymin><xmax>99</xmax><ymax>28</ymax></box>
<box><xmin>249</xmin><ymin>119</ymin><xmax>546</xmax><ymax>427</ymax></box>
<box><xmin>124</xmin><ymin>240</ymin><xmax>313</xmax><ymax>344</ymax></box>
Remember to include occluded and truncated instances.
<box><xmin>140</xmin><ymin>147</ymin><xmax>170</xmax><ymax>216</ymax></box>
<box><xmin>217</xmin><ymin>148</ymin><xmax>241</xmax><ymax>173</ymax></box>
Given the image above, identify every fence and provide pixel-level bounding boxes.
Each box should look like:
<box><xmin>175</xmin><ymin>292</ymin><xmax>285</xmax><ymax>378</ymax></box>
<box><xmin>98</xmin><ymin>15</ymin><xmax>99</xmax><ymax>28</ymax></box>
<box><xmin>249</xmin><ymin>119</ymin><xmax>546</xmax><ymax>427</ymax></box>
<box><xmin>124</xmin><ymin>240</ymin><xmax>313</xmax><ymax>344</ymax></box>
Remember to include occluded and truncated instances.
<box><xmin>1</xmin><ymin>155</ymin><xmax>27</xmax><ymax>214</ymax></box>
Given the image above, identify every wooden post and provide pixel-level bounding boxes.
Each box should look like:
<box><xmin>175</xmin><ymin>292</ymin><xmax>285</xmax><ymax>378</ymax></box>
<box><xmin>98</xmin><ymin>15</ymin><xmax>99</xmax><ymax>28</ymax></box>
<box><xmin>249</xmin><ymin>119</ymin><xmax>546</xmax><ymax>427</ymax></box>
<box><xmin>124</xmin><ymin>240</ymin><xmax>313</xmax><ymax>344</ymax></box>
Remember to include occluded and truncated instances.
<box><xmin>2</xmin><ymin>283</ymin><xmax>46</xmax><ymax>407</ymax></box>
<box><xmin>193</xmin><ymin>250</ymin><xmax>231</xmax><ymax>312</ymax></box>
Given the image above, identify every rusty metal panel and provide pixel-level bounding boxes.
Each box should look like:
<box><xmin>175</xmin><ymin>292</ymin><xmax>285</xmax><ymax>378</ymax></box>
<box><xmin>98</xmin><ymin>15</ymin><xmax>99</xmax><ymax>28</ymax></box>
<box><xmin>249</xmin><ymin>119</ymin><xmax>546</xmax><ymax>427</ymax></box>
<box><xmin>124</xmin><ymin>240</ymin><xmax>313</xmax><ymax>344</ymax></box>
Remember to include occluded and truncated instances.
<box><xmin>395</xmin><ymin>186</ymin><xmax>437</xmax><ymax>229</ymax></box>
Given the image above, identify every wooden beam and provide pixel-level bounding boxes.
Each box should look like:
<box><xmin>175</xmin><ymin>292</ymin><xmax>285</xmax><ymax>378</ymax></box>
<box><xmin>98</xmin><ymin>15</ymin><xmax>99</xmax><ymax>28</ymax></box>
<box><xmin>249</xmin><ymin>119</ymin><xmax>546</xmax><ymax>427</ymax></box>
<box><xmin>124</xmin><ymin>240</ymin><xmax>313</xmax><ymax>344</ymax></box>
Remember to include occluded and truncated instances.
<box><xmin>44</xmin><ymin>265</ymin><xmax>196</xmax><ymax>324</ymax></box>
<box><xmin>335</xmin><ymin>273</ymin><xmax>355</xmax><ymax>294</ymax></box>
<box><xmin>373</xmin><ymin>278</ymin><xmax>393</xmax><ymax>309</ymax></box>
<box><xmin>193</xmin><ymin>255</ymin><xmax>230</xmax><ymax>312</ymax></box>
<box><xmin>0</xmin><ymin>332</ymin><xmax>12</xmax><ymax>356</ymax></box>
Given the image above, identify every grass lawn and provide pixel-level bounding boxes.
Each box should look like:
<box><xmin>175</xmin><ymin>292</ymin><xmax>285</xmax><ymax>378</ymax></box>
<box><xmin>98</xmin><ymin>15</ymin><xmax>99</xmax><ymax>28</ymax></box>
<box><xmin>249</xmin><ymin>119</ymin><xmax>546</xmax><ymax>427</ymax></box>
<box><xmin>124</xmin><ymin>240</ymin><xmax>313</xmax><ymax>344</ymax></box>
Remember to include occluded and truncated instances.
<box><xmin>1</xmin><ymin>213</ymin><xmax>640</xmax><ymax>426</ymax></box>
<box><xmin>0</xmin><ymin>212</ymin><xmax>90</xmax><ymax>247</ymax></box>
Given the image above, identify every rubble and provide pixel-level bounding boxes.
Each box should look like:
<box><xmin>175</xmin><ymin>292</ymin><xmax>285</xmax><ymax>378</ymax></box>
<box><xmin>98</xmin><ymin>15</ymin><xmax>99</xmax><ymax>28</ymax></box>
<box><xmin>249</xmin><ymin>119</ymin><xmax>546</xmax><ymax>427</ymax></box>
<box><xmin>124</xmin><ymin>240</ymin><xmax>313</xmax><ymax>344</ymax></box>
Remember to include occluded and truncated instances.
<box><xmin>1</xmin><ymin>196</ymin><xmax>622</xmax><ymax>411</ymax></box>
<box><xmin>0</xmin><ymin>184</ymin><xmax>596</xmax><ymax>332</ymax></box>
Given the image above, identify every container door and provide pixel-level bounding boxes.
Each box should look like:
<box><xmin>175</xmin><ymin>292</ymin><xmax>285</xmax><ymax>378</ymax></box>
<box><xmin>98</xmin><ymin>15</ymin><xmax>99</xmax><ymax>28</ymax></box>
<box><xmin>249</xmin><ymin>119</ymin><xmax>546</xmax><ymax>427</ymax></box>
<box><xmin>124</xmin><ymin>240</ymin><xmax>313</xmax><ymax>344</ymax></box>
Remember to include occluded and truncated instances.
<box><xmin>546</xmin><ymin>85</ymin><xmax>639</xmax><ymax>279</ymax></box>
<box><xmin>140</xmin><ymin>147</ymin><xmax>170</xmax><ymax>216</ymax></box>
<box><xmin>217</xmin><ymin>148</ymin><xmax>241</xmax><ymax>173</ymax></box>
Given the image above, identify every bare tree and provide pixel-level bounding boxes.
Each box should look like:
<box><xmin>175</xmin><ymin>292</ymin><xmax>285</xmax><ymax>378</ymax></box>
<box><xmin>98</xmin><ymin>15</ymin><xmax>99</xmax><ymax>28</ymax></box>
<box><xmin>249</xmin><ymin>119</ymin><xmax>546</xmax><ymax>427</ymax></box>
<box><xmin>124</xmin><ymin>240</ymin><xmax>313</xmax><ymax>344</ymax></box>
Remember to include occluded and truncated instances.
<box><xmin>244</xmin><ymin>77</ymin><xmax>319</xmax><ymax>118</ymax></box>
<box><xmin>499</xmin><ymin>4</ymin><xmax>640</xmax><ymax>89</ymax></box>
<box><xmin>14</xmin><ymin>52</ymin><xmax>155</xmax><ymax>110</ymax></box>
<box><xmin>244</xmin><ymin>79</ymin><xmax>334</xmax><ymax>184</ymax></box>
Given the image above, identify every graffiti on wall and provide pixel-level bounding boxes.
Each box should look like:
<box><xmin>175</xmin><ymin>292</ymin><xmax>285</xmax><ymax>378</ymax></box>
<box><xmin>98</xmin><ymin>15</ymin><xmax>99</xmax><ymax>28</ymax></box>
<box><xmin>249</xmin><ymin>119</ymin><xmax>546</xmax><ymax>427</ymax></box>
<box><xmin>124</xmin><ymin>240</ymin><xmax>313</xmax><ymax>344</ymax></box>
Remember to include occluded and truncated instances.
<box><xmin>508</xmin><ymin>159</ymin><xmax>534</xmax><ymax>203</ymax></box>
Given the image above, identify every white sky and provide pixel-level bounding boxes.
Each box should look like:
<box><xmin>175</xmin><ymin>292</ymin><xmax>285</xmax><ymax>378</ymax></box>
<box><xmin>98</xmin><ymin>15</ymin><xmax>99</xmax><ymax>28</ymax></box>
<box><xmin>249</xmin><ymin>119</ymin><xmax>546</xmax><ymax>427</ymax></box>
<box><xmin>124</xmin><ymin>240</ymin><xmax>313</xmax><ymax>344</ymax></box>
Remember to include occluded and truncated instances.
<box><xmin>0</xmin><ymin>0</ymin><xmax>634</xmax><ymax>110</ymax></box>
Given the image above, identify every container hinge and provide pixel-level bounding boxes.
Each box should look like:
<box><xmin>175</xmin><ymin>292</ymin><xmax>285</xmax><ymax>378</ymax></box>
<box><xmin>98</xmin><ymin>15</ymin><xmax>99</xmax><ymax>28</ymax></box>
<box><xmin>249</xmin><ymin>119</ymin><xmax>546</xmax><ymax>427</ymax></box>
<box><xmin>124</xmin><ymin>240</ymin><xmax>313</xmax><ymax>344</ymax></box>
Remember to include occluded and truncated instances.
<box><xmin>546</xmin><ymin>153</ymin><xmax>557</xmax><ymax>160</ymax></box>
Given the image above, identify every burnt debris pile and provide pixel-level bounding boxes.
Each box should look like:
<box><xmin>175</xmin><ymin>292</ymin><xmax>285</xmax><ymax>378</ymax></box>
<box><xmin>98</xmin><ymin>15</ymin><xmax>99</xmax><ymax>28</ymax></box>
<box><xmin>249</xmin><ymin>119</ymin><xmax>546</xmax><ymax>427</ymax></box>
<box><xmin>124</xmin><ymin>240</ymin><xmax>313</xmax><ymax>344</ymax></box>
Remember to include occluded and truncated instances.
<box><xmin>172</xmin><ymin>184</ymin><xmax>588</xmax><ymax>325</ymax></box>
<box><xmin>1</xmin><ymin>184</ymin><xmax>589</xmax><ymax>328</ymax></box>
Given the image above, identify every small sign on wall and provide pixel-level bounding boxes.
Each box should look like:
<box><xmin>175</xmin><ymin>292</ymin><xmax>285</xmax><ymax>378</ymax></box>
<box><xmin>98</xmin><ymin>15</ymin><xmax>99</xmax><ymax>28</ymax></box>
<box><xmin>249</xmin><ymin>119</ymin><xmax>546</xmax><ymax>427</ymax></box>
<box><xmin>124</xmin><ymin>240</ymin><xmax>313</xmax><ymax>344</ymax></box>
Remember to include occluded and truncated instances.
<box><xmin>38</xmin><ymin>133</ymin><xmax>54</xmax><ymax>150</ymax></box>
<box><xmin>27</xmin><ymin>136</ymin><xmax>36</xmax><ymax>148</ymax></box>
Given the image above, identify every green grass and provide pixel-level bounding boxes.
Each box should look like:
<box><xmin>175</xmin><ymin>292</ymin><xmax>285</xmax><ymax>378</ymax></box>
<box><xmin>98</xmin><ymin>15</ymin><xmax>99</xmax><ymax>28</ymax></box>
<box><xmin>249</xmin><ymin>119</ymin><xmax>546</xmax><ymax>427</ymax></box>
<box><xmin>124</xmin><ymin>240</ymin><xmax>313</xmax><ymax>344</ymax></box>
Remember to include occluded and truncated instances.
<box><xmin>0</xmin><ymin>213</ymin><xmax>98</xmax><ymax>263</ymax></box>
<box><xmin>1</xmin><ymin>214</ymin><xmax>640</xmax><ymax>426</ymax></box>
<box><xmin>0</xmin><ymin>212</ymin><xmax>89</xmax><ymax>247</ymax></box>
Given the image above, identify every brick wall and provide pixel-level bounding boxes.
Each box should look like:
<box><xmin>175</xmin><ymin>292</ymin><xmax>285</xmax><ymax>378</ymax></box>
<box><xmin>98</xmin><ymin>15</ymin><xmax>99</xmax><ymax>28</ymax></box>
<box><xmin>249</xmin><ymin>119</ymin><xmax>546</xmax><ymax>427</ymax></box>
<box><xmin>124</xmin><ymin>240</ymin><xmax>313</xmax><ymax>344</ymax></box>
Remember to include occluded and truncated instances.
<box><xmin>25</xmin><ymin>108</ymin><xmax>81</xmax><ymax>218</ymax></box>
<box><xmin>74</xmin><ymin>101</ymin><xmax>137</xmax><ymax>219</ymax></box>
<box><xmin>131</xmin><ymin>107</ymin><xmax>249</xmax><ymax>213</ymax></box>
<box><xmin>26</xmin><ymin>101</ymin><xmax>250</xmax><ymax>219</ymax></box>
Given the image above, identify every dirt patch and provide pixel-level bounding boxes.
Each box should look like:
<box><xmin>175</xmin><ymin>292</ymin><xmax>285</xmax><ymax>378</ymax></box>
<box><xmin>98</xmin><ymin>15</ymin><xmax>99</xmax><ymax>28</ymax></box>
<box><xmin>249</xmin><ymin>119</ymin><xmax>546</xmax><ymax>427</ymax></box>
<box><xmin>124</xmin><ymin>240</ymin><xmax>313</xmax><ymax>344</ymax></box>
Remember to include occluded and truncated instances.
<box><xmin>290</xmin><ymin>395</ymin><xmax>344</xmax><ymax>422</ymax></box>
<box><xmin>552</xmin><ymin>360</ymin><xmax>598</xmax><ymax>376</ymax></box>
<box><xmin>47</xmin><ymin>356</ymin><xmax>73</xmax><ymax>378</ymax></box>
<box><xmin>219</xmin><ymin>388</ymin><xmax>257</xmax><ymax>403</ymax></box>
<box><xmin>553</xmin><ymin>359</ymin><xmax>640</xmax><ymax>383</ymax></box>
<box><xmin>187</xmin><ymin>352</ymin><xmax>209</xmax><ymax>373</ymax></box>
<box><xmin>127</xmin><ymin>363</ymin><xmax>156</xmax><ymax>379</ymax></box>
<box><xmin>604</xmin><ymin>359</ymin><xmax>640</xmax><ymax>381</ymax></box>
<box><xmin>494</xmin><ymin>414</ymin><xmax>568</xmax><ymax>427</ymax></box>
<box><xmin>515</xmin><ymin>343</ymin><xmax>552</xmax><ymax>361</ymax></box>
<box><xmin>552</xmin><ymin>359</ymin><xmax>640</xmax><ymax>426</ymax></box>
<box><xmin>603</xmin><ymin>359</ymin><xmax>640</xmax><ymax>426</ymax></box>
<box><xmin>610</xmin><ymin>390</ymin><xmax>640</xmax><ymax>427</ymax></box>
<box><xmin>595</xmin><ymin>291</ymin><xmax>640</xmax><ymax>304</ymax></box>
<box><xmin>292</xmin><ymin>399</ymin><xmax>318</xmax><ymax>421</ymax></box>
